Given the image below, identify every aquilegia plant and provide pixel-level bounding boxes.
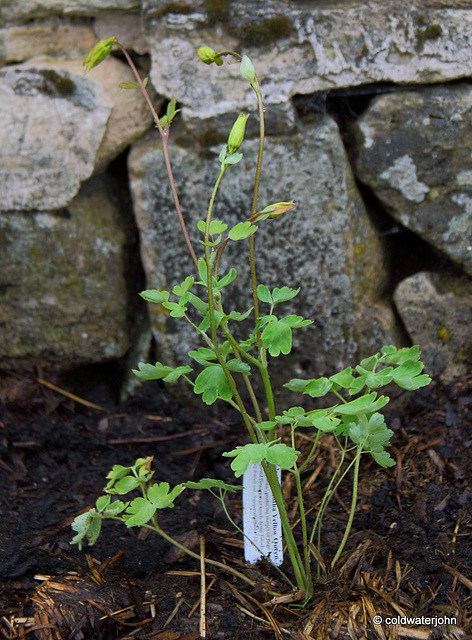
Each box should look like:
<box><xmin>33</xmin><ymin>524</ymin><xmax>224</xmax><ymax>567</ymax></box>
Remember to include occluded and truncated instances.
<box><xmin>71</xmin><ymin>39</ymin><xmax>431</xmax><ymax>600</ymax></box>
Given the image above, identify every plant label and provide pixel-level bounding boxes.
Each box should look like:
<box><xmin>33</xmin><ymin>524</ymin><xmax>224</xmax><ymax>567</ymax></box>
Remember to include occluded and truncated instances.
<box><xmin>242</xmin><ymin>463</ymin><xmax>283</xmax><ymax>566</ymax></box>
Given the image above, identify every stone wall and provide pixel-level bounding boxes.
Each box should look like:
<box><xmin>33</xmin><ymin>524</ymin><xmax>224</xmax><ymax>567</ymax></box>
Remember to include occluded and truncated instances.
<box><xmin>1</xmin><ymin>0</ymin><xmax>471</xmax><ymax>386</ymax></box>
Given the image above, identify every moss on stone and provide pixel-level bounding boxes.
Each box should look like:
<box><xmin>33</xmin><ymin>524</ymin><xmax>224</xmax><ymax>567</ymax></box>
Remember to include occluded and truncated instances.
<box><xmin>39</xmin><ymin>69</ymin><xmax>76</xmax><ymax>96</ymax></box>
<box><xmin>204</xmin><ymin>0</ymin><xmax>231</xmax><ymax>24</ymax></box>
<box><xmin>155</xmin><ymin>3</ymin><xmax>193</xmax><ymax>17</ymax></box>
<box><xmin>237</xmin><ymin>15</ymin><xmax>295</xmax><ymax>47</ymax></box>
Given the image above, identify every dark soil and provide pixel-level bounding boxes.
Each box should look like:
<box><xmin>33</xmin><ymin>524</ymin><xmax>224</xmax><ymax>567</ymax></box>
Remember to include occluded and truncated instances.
<box><xmin>0</xmin><ymin>371</ymin><xmax>471</xmax><ymax>639</ymax></box>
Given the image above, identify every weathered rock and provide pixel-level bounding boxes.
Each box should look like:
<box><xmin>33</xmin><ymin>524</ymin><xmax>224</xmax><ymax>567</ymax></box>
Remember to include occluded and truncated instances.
<box><xmin>352</xmin><ymin>84</ymin><xmax>472</xmax><ymax>277</ymax></box>
<box><xmin>0</xmin><ymin>20</ymin><xmax>96</xmax><ymax>64</ymax></box>
<box><xmin>128</xmin><ymin>116</ymin><xmax>399</xmax><ymax>388</ymax></box>
<box><xmin>394</xmin><ymin>271</ymin><xmax>472</xmax><ymax>383</ymax></box>
<box><xmin>0</xmin><ymin>177</ymin><xmax>131</xmax><ymax>370</ymax></box>
<box><xmin>0</xmin><ymin>55</ymin><xmax>153</xmax><ymax>211</ymax></box>
<box><xmin>94</xmin><ymin>13</ymin><xmax>149</xmax><ymax>55</ymax></box>
<box><xmin>2</xmin><ymin>0</ymin><xmax>140</xmax><ymax>25</ymax></box>
<box><xmin>143</xmin><ymin>0</ymin><xmax>472</xmax><ymax>135</ymax></box>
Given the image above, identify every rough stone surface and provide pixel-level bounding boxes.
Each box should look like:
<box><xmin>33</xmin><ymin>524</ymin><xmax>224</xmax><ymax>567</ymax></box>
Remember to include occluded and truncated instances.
<box><xmin>143</xmin><ymin>0</ymin><xmax>472</xmax><ymax>134</ymax></box>
<box><xmin>2</xmin><ymin>0</ymin><xmax>140</xmax><ymax>24</ymax></box>
<box><xmin>94</xmin><ymin>13</ymin><xmax>149</xmax><ymax>55</ymax></box>
<box><xmin>394</xmin><ymin>271</ymin><xmax>472</xmax><ymax>383</ymax></box>
<box><xmin>352</xmin><ymin>84</ymin><xmax>472</xmax><ymax>277</ymax></box>
<box><xmin>0</xmin><ymin>177</ymin><xmax>130</xmax><ymax>370</ymax></box>
<box><xmin>129</xmin><ymin>116</ymin><xmax>399</xmax><ymax>386</ymax></box>
<box><xmin>0</xmin><ymin>55</ymin><xmax>153</xmax><ymax>211</ymax></box>
<box><xmin>0</xmin><ymin>21</ymin><xmax>96</xmax><ymax>64</ymax></box>
<box><xmin>0</xmin><ymin>60</ymin><xmax>110</xmax><ymax>211</ymax></box>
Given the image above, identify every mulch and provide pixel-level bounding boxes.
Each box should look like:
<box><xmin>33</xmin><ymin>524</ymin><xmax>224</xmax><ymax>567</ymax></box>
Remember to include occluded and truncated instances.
<box><xmin>0</xmin><ymin>370</ymin><xmax>470</xmax><ymax>639</ymax></box>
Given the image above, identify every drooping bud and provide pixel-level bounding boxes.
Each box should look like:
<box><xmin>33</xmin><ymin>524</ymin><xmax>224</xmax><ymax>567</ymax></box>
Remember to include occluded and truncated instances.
<box><xmin>227</xmin><ymin>113</ymin><xmax>249</xmax><ymax>155</ymax></box>
<box><xmin>254</xmin><ymin>201</ymin><xmax>295</xmax><ymax>221</ymax></box>
<box><xmin>83</xmin><ymin>37</ymin><xmax>118</xmax><ymax>72</ymax></box>
<box><xmin>197</xmin><ymin>46</ymin><xmax>223</xmax><ymax>66</ymax></box>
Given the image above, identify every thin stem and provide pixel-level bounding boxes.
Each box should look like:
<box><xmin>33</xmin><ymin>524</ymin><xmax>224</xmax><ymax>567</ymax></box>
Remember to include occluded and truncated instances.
<box><xmin>117</xmin><ymin>42</ymin><xmax>198</xmax><ymax>269</ymax></box>
<box><xmin>204</xmin><ymin>166</ymin><xmax>258</xmax><ymax>444</ymax></box>
<box><xmin>262</xmin><ymin>461</ymin><xmax>309</xmax><ymax>594</ymax></box>
<box><xmin>330</xmin><ymin>447</ymin><xmax>362</xmax><ymax>568</ymax></box>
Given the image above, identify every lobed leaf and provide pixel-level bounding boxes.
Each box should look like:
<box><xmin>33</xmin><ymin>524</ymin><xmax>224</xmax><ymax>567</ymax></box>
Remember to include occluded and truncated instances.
<box><xmin>228</xmin><ymin>221</ymin><xmax>258</xmax><ymax>241</ymax></box>
<box><xmin>185</xmin><ymin>478</ymin><xmax>243</xmax><ymax>492</ymax></box>
<box><xmin>194</xmin><ymin>364</ymin><xmax>233</xmax><ymax>404</ymax></box>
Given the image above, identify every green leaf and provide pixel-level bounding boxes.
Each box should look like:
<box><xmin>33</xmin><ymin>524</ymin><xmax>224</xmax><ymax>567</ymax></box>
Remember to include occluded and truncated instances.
<box><xmin>329</xmin><ymin>367</ymin><xmax>354</xmax><ymax>389</ymax></box>
<box><xmin>336</xmin><ymin>392</ymin><xmax>389</xmax><ymax>416</ymax></box>
<box><xmin>216</xmin><ymin>268</ymin><xmax>237</xmax><ymax>289</ymax></box>
<box><xmin>224</xmin><ymin>308</ymin><xmax>253</xmax><ymax>322</ymax></box>
<box><xmin>371</xmin><ymin>449</ymin><xmax>396</xmax><ymax>468</ymax></box>
<box><xmin>197</xmin><ymin>257</ymin><xmax>208</xmax><ymax>283</ymax></box>
<box><xmin>140</xmin><ymin>289</ymin><xmax>170</xmax><ymax>304</ymax></box>
<box><xmin>107</xmin><ymin>475</ymin><xmax>140</xmax><ymax>495</ymax></box>
<box><xmin>173</xmin><ymin>276</ymin><xmax>194</xmax><ymax>297</ymax></box>
<box><xmin>271</xmin><ymin>287</ymin><xmax>300</xmax><ymax>304</ymax></box>
<box><xmin>228</xmin><ymin>221</ymin><xmax>258</xmax><ymax>241</ymax></box>
<box><xmin>71</xmin><ymin>510</ymin><xmax>102</xmax><ymax>549</ymax></box>
<box><xmin>364</xmin><ymin>367</ymin><xmax>394</xmax><ymax>389</ymax></box>
<box><xmin>257</xmin><ymin>284</ymin><xmax>272</xmax><ymax>304</ymax></box>
<box><xmin>197</xmin><ymin>219</ymin><xmax>228</xmax><ymax>235</ymax></box>
<box><xmin>391</xmin><ymin>360</ymin><xmax>431</xmax><ymax>390</ymax></box>
<box><xmin>285</xmin><ymin>376</ymin><xmax>332</xmax><ymax>397</ymax></box>
<box><xmin>265</xmin><ymin>443</ymin><xmax>300</xmax><ymax>468</ymax></box>
<box><xmin>147</xmin><ymin>482</ymin><xmax>184</xmax><ymax>509</ymax></box>
<box><xmin>96</xmin><ymin>495</ymin><xmax>111</xmax><ymax>511</ymax></box>
<box><xmin>163</xmin><ymin>365</ymin><xmax>193</xmax><ymax>382</ymax></box>
<box><xmin>123</xmin><ymin>482</ymin><xmax>184</xmax><ymax>527</ymax></box>
<box><xmin>222</xmin><ymin>443</ymin><xmax>267</xmax><ymax>477</ymax></box>
<box><xmin>187</xmin><ymin>292</ymin><xmax>208</xmax><ymax>314</ymax></box>
<box><xmin>226</xmin><ymin>359</ymin><xmax>251</xmax><ymax>374</ymax></box>
<box><xmin>348</xmin><ymin>374</ymin><xmax>367</xmax><ymax>396</ymax></box>
<box><xmin>261</xmin><ymin>314</ymin><xmax>310</xmax><ymax>358</ymax></box>
<box><xmin>255</xmin><ymin>420</ymin><xmax>278</xmax><ymax>431</ymax></box>
<box><xmin>189</xmin><ymin>347</ymin><xmax>217</xmax><ymax>366</ymax></box>
<box><xmin>119</xmin><ymin>81</ymin><xmax>139</xmax><ymax>89</ymax></box>
<box><xmin>123</xmin><ymin>497</ymin><xmax>156</xmax><ymax>527</ymax></box>
<box><xmin>132</xmin><ymin>361</ymin><xmax>192</xmax><ymax>383</ymax></box>
<box><xmin>349</xmin><ymin>413</ymin><xmax>395</xmax><ymax>467</ymax></box>
<box><xmin>381</xmin><ymin>345</ymin><xmax>420</xmax><ymax>365</ymax></box>
<box><xmin>222</xmin><ymin>152</ymin><xmax>243</xmax><ymax>166</ymax></box>
<box><xmin>132</xmin><ymin>361</ymin><xmax>174</xmax><ymax>381</ymax></box>
<box><xmin>194</xmin><ymin>364</ymin><xmax>233</xmax><ymax>405</ymax></box>
<box><xmin>162</xmin><ymin>300</ymin><xmax>187</xmax><ymax>317</ymax></box>
<box><xmin>166</xmin><ymin>96</ymin><xmax>181</xmax><ymax>123</ymax></box>
<box><xmin>310</xmin><ymin>414</ymin><xmax>341</xmax><ymax>432</ymax></box>
<box><xmin>185</xmin><ymin>478</ymin><xmax>243</xmax><ymax>492</ymax></box>
<box><xmin>261</xmin><ymin>317</ymin><xmax>292</xmax><ymax>356</ymax></box>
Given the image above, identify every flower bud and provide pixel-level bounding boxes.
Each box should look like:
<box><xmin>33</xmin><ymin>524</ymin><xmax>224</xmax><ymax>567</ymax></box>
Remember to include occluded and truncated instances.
<box><xmin>255</xmin><ymin>201</ymin><xmax>295</xmax><ymax>221</ymax></box>
<box><xmin>197</xmin><ymin>46</ymin><xmax>223</xmax><ymax>66</ymax></box>
<box><xmin>227</xmin><ymin>113</ymin><xmax>249</xmax><ymax>155</ymax></box>
<box><xmin>83</xmin><ymin>37</ymin><xmax>118</xmax><ymax>72</ymax></box>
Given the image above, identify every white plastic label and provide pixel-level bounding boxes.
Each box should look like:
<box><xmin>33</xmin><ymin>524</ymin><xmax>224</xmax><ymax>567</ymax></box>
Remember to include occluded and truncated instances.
<box><xmin>242</xmin><ymin>463</ymin><xmax>283</xmax><ymax>566</ymax></box>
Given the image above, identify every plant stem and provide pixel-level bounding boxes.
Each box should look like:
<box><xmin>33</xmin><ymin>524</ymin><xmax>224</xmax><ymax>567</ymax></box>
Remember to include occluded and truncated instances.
<box><xmin>262</xmin><ymin>461</ymin><xmax>309</xmax><ymax>595</ymax></box>
<box><xmin>330</xmin><ymin>447</ymin><xmax>362</xmax><ymax>568</ymax></box>
<box><xmin>117</xmin><ymin>42</ymin><xmax>198</xmax><ymax>269</ymax></box>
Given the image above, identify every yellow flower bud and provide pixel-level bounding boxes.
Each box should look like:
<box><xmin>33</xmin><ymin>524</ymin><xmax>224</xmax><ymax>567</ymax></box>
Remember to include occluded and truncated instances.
<box><xmin>83</xmin><ymin>37</ymin><xmax>118</xmax><ymax>72</ymax></box>
<box><xmin>255</xmin><ymin>201</ymin><xmax>295</xmax><ymax>220</ymax></box>
<box><xmin>227</xmin><ymin>113</ymin><xmax>249</xmax><ymax>155</ymax></box>
<box><xmin>197</xmin><ymin>46</ymin><xmax>223</xmax><ymax>66</ymax></box>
